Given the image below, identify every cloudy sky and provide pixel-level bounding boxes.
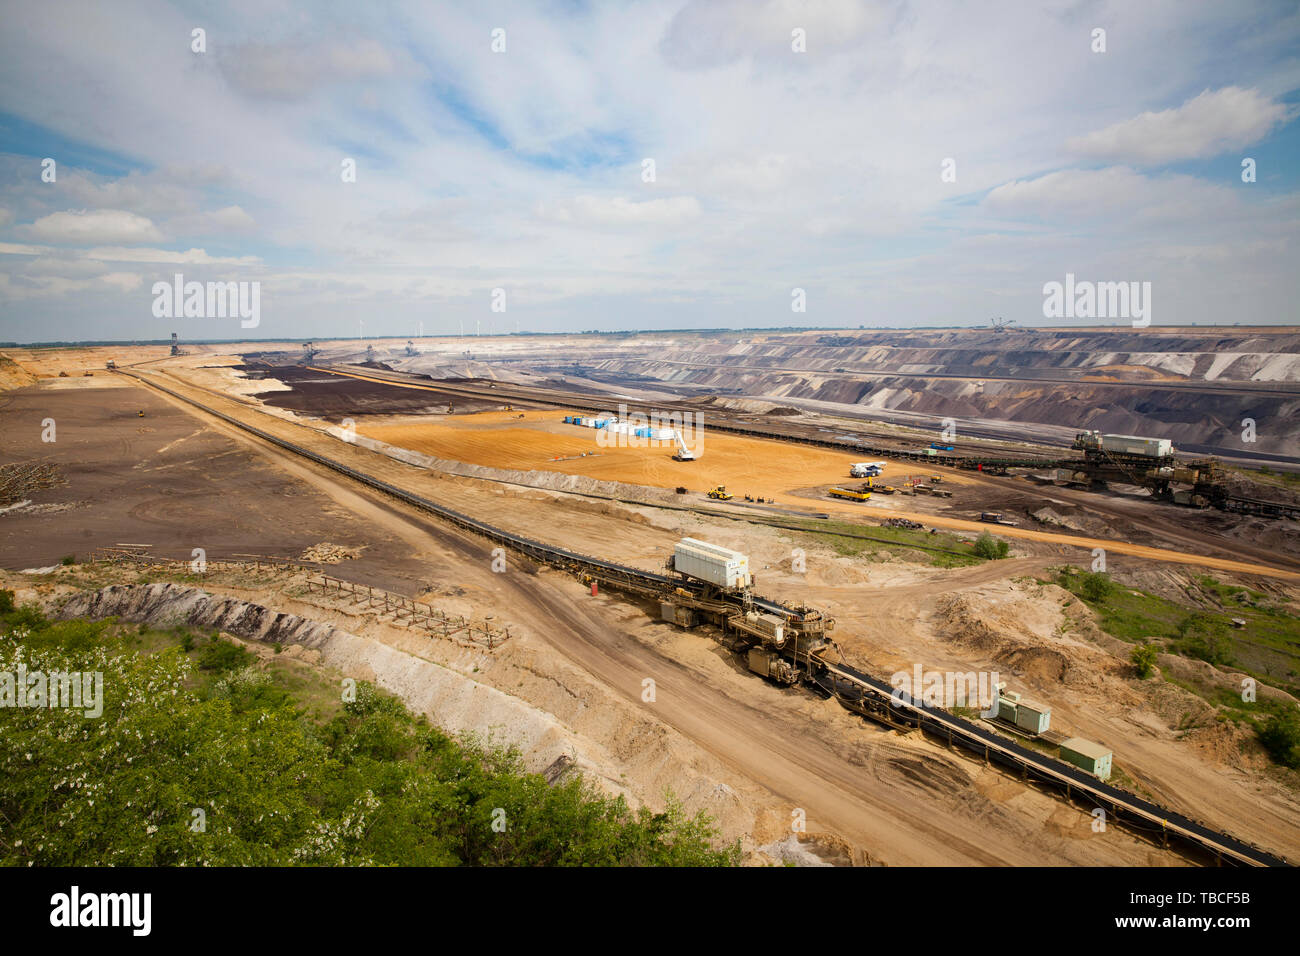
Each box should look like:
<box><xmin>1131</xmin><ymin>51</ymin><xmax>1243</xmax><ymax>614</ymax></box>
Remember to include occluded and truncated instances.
<box><xmin>0</xmin><ymin>0</ymin><xmax>1297</xmax><ymax>342</ymax></box>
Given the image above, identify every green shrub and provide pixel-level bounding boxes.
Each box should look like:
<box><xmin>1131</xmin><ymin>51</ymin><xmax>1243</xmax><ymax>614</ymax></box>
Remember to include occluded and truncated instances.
<box><xmin>0</xmin><ymin>614</ymin><xmax>739</xmax><ymax>867</ymax></box>
<box><xmin>1176</xmin><ymin>613</ymin><xmax>1233</xmax><ymax>666</ymax></box>
<box><xmin>1130</xmin><ymin>642</ymin><xmax>1159</xmax><ymax>679</ymax></box>
<box><xmin>197</xmin><ymin>637</ymin><xmax>255</xmax><ymax>673</ymax></box>
<box><xmin>0</xmin><ymin>589</ymin><xmax>14</xmax><ymax>615</ymax></box>
<box><xmin>60</xmin><ymin>555</ymin><xmax>75</xmax><ymax>566</ymax></box>
<box><xmin>973</xmin><ymin>532</ymin><xmax>1009</xmax><ymax>560</ymax></box>
<box><xmin>1079</xmin><ymin>571</ymin><xmax>1115</xmax><ymax>602</ymax></box>
<box><xmin>1257</xmin><ymin>709</ymin><xmax>1300</xmax><ymax>769</ymax></box>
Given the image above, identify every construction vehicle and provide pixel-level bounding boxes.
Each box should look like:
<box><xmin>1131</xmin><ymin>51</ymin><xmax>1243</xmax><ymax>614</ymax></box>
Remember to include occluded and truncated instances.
<box><xmin>850</xmin><ymin>461</ymin><xmax>885</xmax><ymax>478</ymax></box>
<box><xmin>105</xmin><ymin>360</ymin><xmax>116</xmax><ymax>370</ymax></box>
<box><xmin>707</xmin><ymin>485</ymin><xmax>734</xmax><ymax>501</ymax></box>
<box><xmin>828</xmin><ymin>487</ymin><xmax>871</xmax><ymax>502</ymax></box>
<box><xmin>929</xmin><ymin>475</ymin><xmax>943</xmax><ymax>483</ymax></box>
<box><xmin>875</xmin><ymin>485</ymin><xmax>897</xmax><ymax>495</ymax></box>
<box><xmin>672</xmin><ymin>429</ymin><xmax>697</xmax><ymax>461</ymax></box>
<box><xmin>980</xmin><ymin>511</ymin><xmax>1018</xmax><ymax>526</ymax></box>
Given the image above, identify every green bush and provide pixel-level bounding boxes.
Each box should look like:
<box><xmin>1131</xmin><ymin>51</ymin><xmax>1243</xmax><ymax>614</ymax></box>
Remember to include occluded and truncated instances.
<box><xmin>0</xmin><ymin>613</ymin><xmax>740</xmax><ymax>867</ymax></box>
<box><xmin>196</xmin><ymin>636</ymin><xmax>255</xmax><ymax>673</ymax></box>
<box><xmin>60</xmin><ymin>554</ymin><xmax>75</xmax><ymax>566</ymax></box>
<box><xmin>973</xmin><ymin>532</ymin><xmax>1009</xmax><ymax>560</ymax></box>
<box><xmin>1079</xmin><ymin>571</ymin><xmax>1115</xmax><ymax>603</ymax></box>
<box><xmin>1130</xmin><ymin>642</ymin><xmax>1159</xmax><ymax>679</ymax></box>
<box><xmin>0</xmin><ymin>589</ymin><xmax>13</xmax><ymax>615</ymax></box>
<box><xmin>1176</xmin><ymin>613</ymin><xmax>1233</xmax><ymax>666</ymax></box>
<box><xmin>1257</xmin><ymin>709</ymin><xmax>1300</xmax><ymax>769</ymax></box>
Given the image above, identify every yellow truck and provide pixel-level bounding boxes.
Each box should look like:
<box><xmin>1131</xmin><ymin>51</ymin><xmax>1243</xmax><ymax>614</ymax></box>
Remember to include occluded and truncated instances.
<box><xmin>828</xmin><ymin>487</ymin><xmax>871</xmax><ymax>502</ymax></box>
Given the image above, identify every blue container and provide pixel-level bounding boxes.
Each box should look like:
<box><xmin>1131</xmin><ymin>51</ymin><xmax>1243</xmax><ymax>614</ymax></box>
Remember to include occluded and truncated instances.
<box><xmin>636</xmin><ymin>427</ymin><xmax>652</xmax><ymax>438</ymax></box>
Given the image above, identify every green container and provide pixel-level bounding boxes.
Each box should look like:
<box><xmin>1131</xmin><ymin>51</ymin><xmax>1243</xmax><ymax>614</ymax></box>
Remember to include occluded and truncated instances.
<box><xmin>1060</xmin><ymin>737</ymin><xmax>1113</xmax><ymax>781</ymax></box>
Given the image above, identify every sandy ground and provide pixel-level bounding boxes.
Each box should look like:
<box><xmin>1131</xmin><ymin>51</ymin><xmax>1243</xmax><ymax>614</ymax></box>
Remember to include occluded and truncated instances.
<box><xmin>355</xmin><ymin>411</ymin><xmax>1300</xmax><ymax>582</ymax></box>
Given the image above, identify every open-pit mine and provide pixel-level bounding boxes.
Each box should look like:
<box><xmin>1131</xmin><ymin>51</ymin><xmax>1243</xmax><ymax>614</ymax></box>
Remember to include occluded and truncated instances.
<box><xmin>3</xmin><ymin>327</ymin><xmax>1299</xmax><ymax>867</ymax></box>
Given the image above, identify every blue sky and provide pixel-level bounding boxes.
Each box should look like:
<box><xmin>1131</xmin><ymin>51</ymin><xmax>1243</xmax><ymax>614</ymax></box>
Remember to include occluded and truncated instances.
<box><xmin>0</xmin><ymin>0</ymin><xmax>1297</xmax><ymax>342</ymax></box>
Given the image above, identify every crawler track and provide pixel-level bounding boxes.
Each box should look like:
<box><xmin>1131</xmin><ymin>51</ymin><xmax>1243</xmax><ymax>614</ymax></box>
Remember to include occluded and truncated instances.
<box><xmin>117</xmin><ymin>367</ymin><xmax>1291</xmax><ymax>867</ymax></box>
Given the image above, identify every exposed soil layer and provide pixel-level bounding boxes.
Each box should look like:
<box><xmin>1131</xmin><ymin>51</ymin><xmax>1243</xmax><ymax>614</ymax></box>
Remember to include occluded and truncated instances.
<box><xmin>239</xmin><ymin>364</ymin><xmax>514</xmax><ymax>418</ymax></box>
<box><xmin>0</xmin><ymin>383</ymin><xmax>428</xmax><ymax>589</ymax></box>
<box><xmin>326</xmin><ymin>327</ymin><xmax>1300</xmax><ymax>458</ymax></box>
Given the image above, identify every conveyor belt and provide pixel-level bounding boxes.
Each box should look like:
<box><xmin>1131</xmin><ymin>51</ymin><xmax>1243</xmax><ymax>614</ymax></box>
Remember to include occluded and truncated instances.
<box><xmin>808</xmin><ymin>656</ymin><xmax>1289</xmax><ymax>867</ymax></box>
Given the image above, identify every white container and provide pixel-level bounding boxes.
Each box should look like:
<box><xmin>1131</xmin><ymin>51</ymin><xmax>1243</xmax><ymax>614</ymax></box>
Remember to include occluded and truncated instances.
<box><xmin>673</xmin><ymin>538</ymin><xmax>751</xmax><ymax>589</ymax></box>
<box><xmin>1101</xmin><ymin>434</ymin><xmax>1172</xmax><ymax>458</ymax></box>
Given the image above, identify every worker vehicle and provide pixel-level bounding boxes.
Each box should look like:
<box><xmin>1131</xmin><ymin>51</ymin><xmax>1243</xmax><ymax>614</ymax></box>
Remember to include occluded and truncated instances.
<box><xmin>707</xmin><ymin>485</ymin><xmax>734</xmax><ymax>500</ymax></box>
<box><xmin>672</xmin><ymin>429</ymin><xmax>697</xmax><ymax>461</ymax></box>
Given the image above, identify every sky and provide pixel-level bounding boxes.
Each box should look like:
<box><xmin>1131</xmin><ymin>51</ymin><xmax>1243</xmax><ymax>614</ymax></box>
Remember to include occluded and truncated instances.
<box><xmin>0</xmin><ymin>0</ymin><xmax>1297</xmax><ymax>343</ymax></box>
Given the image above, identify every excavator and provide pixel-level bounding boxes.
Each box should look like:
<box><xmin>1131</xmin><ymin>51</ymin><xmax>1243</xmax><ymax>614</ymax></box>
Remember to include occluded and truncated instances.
<box><xmin>672</xmin><ymin>429</ymin><xmax>697</xmax><ymax>461</ymax></box>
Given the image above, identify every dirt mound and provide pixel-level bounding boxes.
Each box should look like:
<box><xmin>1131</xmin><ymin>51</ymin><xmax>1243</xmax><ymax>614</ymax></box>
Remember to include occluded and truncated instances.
<box><xmin>995</xmin><ymin>646</ymin><xmax>1070</xmax><ymax>683</ymax></box>
<box><xmin>60</xmin><ymin>582</ymin><xmax>339</xmax><ymax>647</ymax></box>
<box><xmin>0</xmin><ymin>354</ymin><xmax>37</xmax><ymax>391</ymax></box>
<box><xmin>301</xmin><ymin>542</ymin><xmax>362</xmax><ymax>564</ymax></box>
<box><xmin>935</xmin><ymin>594</ymin><xmax>1005</xmax><ymax>652</ymax></box>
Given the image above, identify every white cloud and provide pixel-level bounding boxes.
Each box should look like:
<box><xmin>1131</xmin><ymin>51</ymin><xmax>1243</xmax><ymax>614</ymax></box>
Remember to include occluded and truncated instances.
<box><xmin>22</xmin><ymin>209</ymin><xmax>164</xmax><ymax>244</ymax></box>
<box><xmin>0</xmin><ymin>242</ymin><xmax>47</xmax><ymax>256</ymax></box>
<box><xmin>540</xmin><ymin>195</ymin><xmax>703</xmax><ymax>227</ymax></box>
<box><xmin>0</xmin><ymin>2</ymin><xmax>1297</xmax><ymax>335</ymax></box>
<box><xmin>99</xmin><ymin>272</ymin><xmax>143</xmax><ymax>292</ymax></box>
<box><xmin>660</xmin><ymin>0</ymin><xmax>886</xmax><ymax>70</ymax></box>
<box><xmin>83</xmin><ymin>247</ymin><xmax>261</xmax><ymax>266</ymax></box>
<box><xmin>219</xmin><ymin>38</ymin><xmax>400</xmax><ymax>99</ymax></box>
<box><xmin>167</xmin><ymin>205</ymin><xmax>258</xmax><ymax>236</ymax></box>
<box><xmin>1066</xmin><ymin>87</ymin><xmax>1293</xmax><ymax>164</ymax></box>
<box><xmin>20</xmin><ymin>256</ymin><xmax>108</xmax><ymax>278</ymax></box>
